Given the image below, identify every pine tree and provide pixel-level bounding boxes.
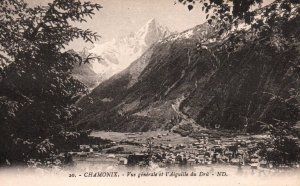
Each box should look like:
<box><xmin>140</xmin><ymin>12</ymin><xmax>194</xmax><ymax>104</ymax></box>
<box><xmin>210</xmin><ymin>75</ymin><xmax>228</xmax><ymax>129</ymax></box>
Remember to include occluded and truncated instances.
<box><xmin>0</xmin><ymin>0</ymin><xmax>101</xmax><ymax>166</ymax></box>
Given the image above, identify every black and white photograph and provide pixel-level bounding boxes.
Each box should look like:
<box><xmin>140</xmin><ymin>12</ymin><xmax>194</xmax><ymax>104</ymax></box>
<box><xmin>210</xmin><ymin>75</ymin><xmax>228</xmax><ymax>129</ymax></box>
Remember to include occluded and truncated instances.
<box><xmin>0</xmin><ymin>0</ymin><xmax>300</xmax><ymax>186</ymax></box>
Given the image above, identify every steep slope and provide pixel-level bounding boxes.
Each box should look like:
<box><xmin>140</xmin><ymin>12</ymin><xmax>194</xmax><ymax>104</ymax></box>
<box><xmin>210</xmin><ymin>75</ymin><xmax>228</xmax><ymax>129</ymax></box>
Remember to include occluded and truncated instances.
<box><xmin>75</xmin><ymin>23</ymin><xmax>219</xmax><ymax>131</ymax></box>
<box><xmin>72</xmin><ymin>63</ymin><xmax>102</xmax><ymax>89</ymax></box>
<box><xmin>76</xmin><ymin>18</ymin><xmax>300</xmax><ymax>133</ymax></box>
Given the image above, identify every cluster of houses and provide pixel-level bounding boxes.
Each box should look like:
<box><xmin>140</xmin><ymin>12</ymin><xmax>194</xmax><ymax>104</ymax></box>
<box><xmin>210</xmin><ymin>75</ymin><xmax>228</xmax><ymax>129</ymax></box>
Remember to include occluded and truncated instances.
<box><xmin>74</xmin><ymin>132</ymin><xmax>299</xmax><ymax>170</ymax></box>
<box><xmin>149</xmin><ymin>137</ymin><xmax>268</xmax><ymax>168</ymax></box>
<box><xmin>118</xmin><ymin>134</ymin><xmax>275</xmax><ymax>169</ymax></box>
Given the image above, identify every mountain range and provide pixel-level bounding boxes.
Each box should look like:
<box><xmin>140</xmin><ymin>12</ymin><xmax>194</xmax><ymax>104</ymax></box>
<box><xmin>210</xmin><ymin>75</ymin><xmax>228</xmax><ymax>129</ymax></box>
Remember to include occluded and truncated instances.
<box><xmin>75</xmin><ymin>17</ymin><xmax>300</xmax><ymax>133</ymax></box>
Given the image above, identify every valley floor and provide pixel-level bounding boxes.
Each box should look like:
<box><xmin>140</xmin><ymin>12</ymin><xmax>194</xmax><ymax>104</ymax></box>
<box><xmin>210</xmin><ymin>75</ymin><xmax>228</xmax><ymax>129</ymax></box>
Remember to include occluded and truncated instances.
<box><xmin>69</xmin><ymin>130</ymin><xmax>300</xmax><ymax>175</ymax></box>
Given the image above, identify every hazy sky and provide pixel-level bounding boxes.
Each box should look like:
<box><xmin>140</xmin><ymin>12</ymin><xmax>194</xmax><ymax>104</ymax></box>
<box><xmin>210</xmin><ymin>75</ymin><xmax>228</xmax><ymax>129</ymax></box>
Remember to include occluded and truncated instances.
<box><xmin>26</xmin><ymin>0</ymin><xmax>207</xmax><ymax>49</ymax></box>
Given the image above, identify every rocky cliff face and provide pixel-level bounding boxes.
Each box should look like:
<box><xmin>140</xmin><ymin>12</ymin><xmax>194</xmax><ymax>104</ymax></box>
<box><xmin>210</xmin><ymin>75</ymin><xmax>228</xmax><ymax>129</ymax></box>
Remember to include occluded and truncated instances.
<box><xmin>75</xmin><ymin>18</ymin><xmax>300</xmax><ymax>133</ymax></box>
<box><xmin>89</xmin><ymin>18</ymin><xmax>171</xmax><ymax>79</ymax></box>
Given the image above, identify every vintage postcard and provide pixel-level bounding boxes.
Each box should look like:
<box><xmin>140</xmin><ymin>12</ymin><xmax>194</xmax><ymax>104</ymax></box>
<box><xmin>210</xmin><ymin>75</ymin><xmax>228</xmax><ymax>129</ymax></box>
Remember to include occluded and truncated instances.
<box><xmin>0</xmin><ymin>0</ymin><xmax>299</xmax><ymax>186</ymax></box>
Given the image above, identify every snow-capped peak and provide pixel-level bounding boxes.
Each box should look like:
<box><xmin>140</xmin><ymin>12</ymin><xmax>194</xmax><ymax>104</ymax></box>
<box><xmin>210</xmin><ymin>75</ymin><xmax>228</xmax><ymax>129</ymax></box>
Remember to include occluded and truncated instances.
<box><xmin>89</xmin><ymin>19</ymin><xmax>170</xmax><ymax>78</ymax></box>
<box><xmin>136</xmin><ymin>18</ymin><xmax>170</xmax><ymax>46</ymax></box>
